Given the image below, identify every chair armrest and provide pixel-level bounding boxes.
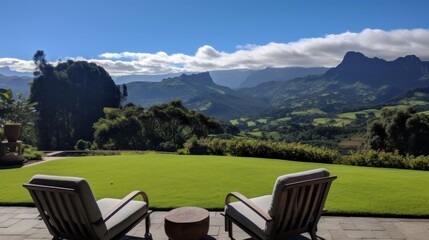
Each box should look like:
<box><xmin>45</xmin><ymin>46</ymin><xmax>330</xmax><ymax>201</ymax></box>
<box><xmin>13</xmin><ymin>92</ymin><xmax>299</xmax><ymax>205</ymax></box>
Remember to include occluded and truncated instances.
<box><xmin>225</xmin><ymin>192</ymin><xmax>273</xmax><ymax>222</ymax></box>
<box><xmin>102</xmin><ymin>190</ymin><xmax>149</xmax><ymax>222</ymax></box>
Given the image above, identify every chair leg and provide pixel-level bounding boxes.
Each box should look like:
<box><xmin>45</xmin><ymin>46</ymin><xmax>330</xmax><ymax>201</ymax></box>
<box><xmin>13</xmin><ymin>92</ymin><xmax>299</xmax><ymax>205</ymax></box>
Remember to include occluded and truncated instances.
<box><xmin>309</xmin><ymin>230</ymin><xmax>318</xmax><ymax>240</ymax></box>
<box><xmin>227</xmin><ymin>219</ymin><xmax>234</xmax><ymax>239</ymax></box>
<box><xmin>145</xmin><ymin>215</ymin><xmax>151</xmax><ymax>239</ymax></box>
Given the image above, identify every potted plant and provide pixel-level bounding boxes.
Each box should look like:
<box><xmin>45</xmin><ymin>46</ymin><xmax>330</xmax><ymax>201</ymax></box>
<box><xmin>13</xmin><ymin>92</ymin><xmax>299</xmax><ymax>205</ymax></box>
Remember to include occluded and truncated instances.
<box><xmin>3</xmin><ymin>122</ymin><xmax>22</xmax><ymax>142</ymax></box>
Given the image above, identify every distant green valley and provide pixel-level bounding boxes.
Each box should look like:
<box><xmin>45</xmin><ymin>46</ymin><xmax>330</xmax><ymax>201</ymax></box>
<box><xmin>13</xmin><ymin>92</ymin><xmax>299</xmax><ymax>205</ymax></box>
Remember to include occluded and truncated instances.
<box><xmin>2</xmin><ymin>51</ymin><xmax>429</xmax><ymax>152</ymax></box>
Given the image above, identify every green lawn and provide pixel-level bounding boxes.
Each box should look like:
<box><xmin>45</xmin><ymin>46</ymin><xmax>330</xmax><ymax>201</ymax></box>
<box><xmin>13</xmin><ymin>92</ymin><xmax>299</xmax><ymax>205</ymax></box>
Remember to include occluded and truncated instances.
<box><xmin>1</xmin><ymin>153</ymin><xmax>429</xmax><ymax>216</ymax></box>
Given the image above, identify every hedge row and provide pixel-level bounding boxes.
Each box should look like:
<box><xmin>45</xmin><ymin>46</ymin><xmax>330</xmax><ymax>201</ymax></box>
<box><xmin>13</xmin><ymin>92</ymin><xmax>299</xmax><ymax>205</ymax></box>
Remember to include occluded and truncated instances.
<box><xmin>182</xmin><ymin>138</ymin><xmax>429</xmax><ymax>171</ymax></box>
<box><xmin>340</xmin><ymin>150</ymin><xmax>429</xmax><ymax>171</ymax></box>
<box><xmin>183</xmin><ymin>138</ymin><xmax>340</xmax><ymax>164</ymax></box>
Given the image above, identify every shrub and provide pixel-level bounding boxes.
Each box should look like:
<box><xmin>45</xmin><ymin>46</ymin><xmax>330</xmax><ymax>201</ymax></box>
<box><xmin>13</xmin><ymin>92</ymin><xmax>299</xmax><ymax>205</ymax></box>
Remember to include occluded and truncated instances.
<box><xmin>205</xmin><ymin>138</ymin><xmax>229</xmax><ymax>155</ymax></box>
<box><xmin>75</xmin><ymin>139</ymin><xmax>92</xmax><ymax>150</ymax></box>
<box><xmin>339</xmin><ymin>150</ymin><xmax>429</xmax><ymax>171</ymax></box>
<box><xmin>23</xmin><ymin>146</ymin><xmax>43</xmax><ymax>161</ymax></box>
<box><xmin>194</xmin><ymin>139</ymin><xmax>340</xmax><ymax>164</ymax></box>
<box><xmin>159</xmin><ymin>141</ymin><xmax>178</xmax><ymax>152</ymax></box>
<box><xmin>181</xmin><ymin>138</ymin><xmax>429</xmax><ymax>171</ymax></box>
<box><xmin>409</xmin><ymin>156</ymin><xmax>429</xmax><ymax>170</ymax></box>
<box><xmin>184</xmin><ymin>137</ymin><xmax>208</xmax><ymax>155</ymax></box>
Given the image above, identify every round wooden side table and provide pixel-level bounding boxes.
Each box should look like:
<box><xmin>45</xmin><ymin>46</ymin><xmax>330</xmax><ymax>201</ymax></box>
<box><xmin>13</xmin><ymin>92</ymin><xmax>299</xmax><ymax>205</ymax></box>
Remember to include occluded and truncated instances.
<box><xmin>164</xmin><ymin>206</ymin><xmax>210</xmax><ymax>240</ymax></box>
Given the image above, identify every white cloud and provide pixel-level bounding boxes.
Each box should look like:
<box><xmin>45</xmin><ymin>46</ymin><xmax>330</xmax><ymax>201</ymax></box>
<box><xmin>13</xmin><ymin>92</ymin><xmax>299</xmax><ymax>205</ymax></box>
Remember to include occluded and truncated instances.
<box><xmin>0</xmin><ymin>58</ymin><xmax>35</xmax><ymax>73</ymax></box>
<box><xmin>2</xmin><ymin>28</ymin><xmax>429</xmax><ymax>76</ymax></box>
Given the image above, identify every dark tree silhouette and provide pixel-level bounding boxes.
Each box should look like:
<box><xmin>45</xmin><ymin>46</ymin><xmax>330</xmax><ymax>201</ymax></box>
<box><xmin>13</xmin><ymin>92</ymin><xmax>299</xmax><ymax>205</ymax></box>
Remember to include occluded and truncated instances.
<box><xmin>365</xmin><ymin>107</ymin><xmax>429</xmax><ymax>156</ymax></box>
<box><xmin>30</xmin><ymin>51</ymin><xmax>121</xmax><ymax>150</ymax></box>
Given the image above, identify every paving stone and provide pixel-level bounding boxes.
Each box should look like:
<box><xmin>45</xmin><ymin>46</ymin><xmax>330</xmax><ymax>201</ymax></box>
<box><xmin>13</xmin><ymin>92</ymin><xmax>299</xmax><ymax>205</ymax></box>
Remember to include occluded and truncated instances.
<box><xmin>13</xmin><ymin>214</ymin><xmax>39</xmax><ymax>219</ymax></box>
<box><xmin>0</xmin><ymin>236</ymin><xmax>26</xmax><ymax>240</ymax></box>
<box><xmin>23</xmin><ymin>228</ymin><xmax>51</xmax><ymax>239</ymax></box>
<box><xmin>0</xmin><ymin>219</ymin><xmax>40</xmax><ymax>235</ymax></box>
<box><xmin>10</xmin><ymin>208</ymin><xmax>38</xmax><ymax>214</ymax></box>
<box><xmin>0</xmin><ymin>208</ymin><xmax>17</xmax><ymax>214</ymax></box>
<box><xmin>0</xmin><ymin>207</ymin><xmax>428</xmax><ymax>240</ymax></box>
<box><xmin>344</xmin><ymin>229</ymin><xmax>376</xmax><ymax>238</ymax></box>
<box><xmin>0</xmin><ymin>218</ymin><xmax>20</xmax><ymax>228</ymax></box>
<box><xmin>351</xmin><ymin>217</ymin><xmax>384</xmax><ymax>230</ymax></box>
<box><xmin>316</xmin><ymin>229</ymin><xmax>332</xmax><ymax>240</ymax></box>
<box><xmin>210</xmin><ymin>214</ymin><xmax>225</xmax><ymax>226</ymax></box>
<box><xmin>328</xmin><ymin>229</ymin><xmax>348</xmax><ymax>239</ymax></box>
<box><xmin>208</xmin><ymin>226</ymin><xmax>220</xmax><ymax>236</ymax></box>
<box><xmin>0</xmin><ymin>213</ymin><xmax>16</xmax><ymax>224</ymax></box>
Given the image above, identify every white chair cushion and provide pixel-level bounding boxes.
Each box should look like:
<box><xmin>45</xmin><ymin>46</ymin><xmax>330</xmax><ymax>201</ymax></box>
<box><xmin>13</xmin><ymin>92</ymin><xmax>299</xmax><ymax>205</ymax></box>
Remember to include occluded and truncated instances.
<box><xmin>225</xmin><ymin>195</ymin><xmax>272</xmax><ymax>239</ymax></box>
<box><xmin>97</xmin><ymin>198</ymin><xmax>147</xmax><ymax>239</ymax></box>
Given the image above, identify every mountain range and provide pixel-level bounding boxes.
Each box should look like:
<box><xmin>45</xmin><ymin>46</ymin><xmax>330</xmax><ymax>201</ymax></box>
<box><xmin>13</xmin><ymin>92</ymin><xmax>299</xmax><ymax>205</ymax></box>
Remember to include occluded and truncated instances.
<box><xmin>114</xmin><ymin>67</ymin><xmax>323</xmax><ymax>89</ymax></box>
<box><xmin>0</xmin><ymin>73</ymin><xmax>32</xmax><ymax>97</ymax></box>
<box><xmin>126</xmin><ymin>72</ymin><xmax>265</xmax><ymax>120</ymax></box>
<box><xmin>1</xmin><ymin>51</ymin><xmax>429</xmax><ymax>121</ymax></box>
<box><xmin>238</xmin><ymin>52</ymin><xmax>429</xmax><ymax>113</ymax></box>
<box><xmin>126</xmin><ymin>51</ymin><xmax>429</xmax><ymax>119</ymax></box>
<box><xmin>240</xmin><ymin>67</ymin><xmax>328</xmax><ymax>88</ymax></box>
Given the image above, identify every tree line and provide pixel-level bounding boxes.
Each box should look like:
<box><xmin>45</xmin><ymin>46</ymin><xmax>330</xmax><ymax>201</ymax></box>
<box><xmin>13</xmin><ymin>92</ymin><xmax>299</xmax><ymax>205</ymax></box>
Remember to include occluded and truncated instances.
<box><xmin>22</xmin><ymin>51</ymin><xmax>232</xmax><ymax>150</ymax></box>
<box><xmin>93</xmin><ymin>101</ymin><xmax>227</xmax><ymax>151</ymax></box>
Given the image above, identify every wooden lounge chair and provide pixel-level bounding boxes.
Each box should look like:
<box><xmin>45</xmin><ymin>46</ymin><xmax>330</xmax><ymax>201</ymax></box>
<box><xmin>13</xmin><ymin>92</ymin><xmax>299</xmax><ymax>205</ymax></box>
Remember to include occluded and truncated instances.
<box><xmin>223</xmin><ymin>168</ymin><xmax>336</xmax><ymax>240</ymax></box>
<box><xmin>23</xmin><ymin>174</ymin><xmax>151</xmax><ymax>240</ymax></box>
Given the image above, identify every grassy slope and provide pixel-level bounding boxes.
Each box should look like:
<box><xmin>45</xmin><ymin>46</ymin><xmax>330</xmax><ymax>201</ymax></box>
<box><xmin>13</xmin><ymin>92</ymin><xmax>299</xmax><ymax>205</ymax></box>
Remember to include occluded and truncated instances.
<box><xmin>1</xmin><ymin>153</ymin><xmax>429</xmax><ymax>216</ymax></box>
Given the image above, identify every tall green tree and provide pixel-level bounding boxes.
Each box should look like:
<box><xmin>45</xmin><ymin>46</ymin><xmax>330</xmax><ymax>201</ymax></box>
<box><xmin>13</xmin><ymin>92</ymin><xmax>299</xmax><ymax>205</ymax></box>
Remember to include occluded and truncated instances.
<box><xmin>93</xmin><ymin>100</ymin><xmax>223</xmax><ymax>151</ymax></box>
<box><xmin>365</xmin><ymin>108</ymin><xmax>429</xmax><ymax>156</ymax></box>
<box><xmin>30</xmin><ymin>51</ymin><xmax>121</xmax><ymax>150</ymax></box>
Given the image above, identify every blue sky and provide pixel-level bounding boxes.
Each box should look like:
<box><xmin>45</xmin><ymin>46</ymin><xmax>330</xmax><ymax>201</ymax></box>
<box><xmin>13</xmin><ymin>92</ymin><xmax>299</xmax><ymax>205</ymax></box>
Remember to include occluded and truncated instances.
<box><xmin>1</xmin><ymin>0</ymin><xmax>429</xmax><ymax>75</ymax></box>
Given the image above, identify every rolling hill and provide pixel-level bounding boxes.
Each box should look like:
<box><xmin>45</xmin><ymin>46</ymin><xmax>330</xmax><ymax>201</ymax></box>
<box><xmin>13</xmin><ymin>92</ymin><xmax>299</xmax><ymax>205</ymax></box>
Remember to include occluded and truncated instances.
<box><xmin>0</xmin><ymin>74</ymin><xmax>33</xmax><ymax>97</ymax></box>
<box><xmin>125</xmin><ymin>72</ymin><xmax>266</xmax><ymax>120</ymax></box>
<box><xmin>240</xmin><ymin>67</ymin><xmax>328</xmax><ymax>88</ymax></box>
<box><xmin>239</xmin><ymin>51</ymin><xmax>429</xmax><ymax>114</ymax></box>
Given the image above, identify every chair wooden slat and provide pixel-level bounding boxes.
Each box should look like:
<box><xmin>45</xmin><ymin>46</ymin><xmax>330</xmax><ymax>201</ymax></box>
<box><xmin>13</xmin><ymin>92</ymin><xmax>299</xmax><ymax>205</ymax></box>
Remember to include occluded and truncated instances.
<box><xmin>224</xmin><ymin>173</ymin><xmax>337</xmax><ymax>240</ymax></box>
<box><xmin>61</xmin><ymin>193</ymin><xmax>90</xmax><ymax>238</ymax></box>
<box><xmin>37</xmin><ymin>191</ymin><xmax>63</xmax><ymax>233</ymax></box>
<box><xmin>296</xmin><ymin>184</ymin><xmax>314</xmax><ymax>229</ymax></box>
<box><xmin>47</xmin><ymin>191</ymin><xmax>69</xmax><ymax>233</ymax></box>
<box><xmin>58</xmin><ymin>193</ymin><xmax>80</xmax><ymax>236</ymax></box>
<box><xmin>23</xmin><ymin>177</ymin><xmax>150</xmax><ymax>240</ymax></box>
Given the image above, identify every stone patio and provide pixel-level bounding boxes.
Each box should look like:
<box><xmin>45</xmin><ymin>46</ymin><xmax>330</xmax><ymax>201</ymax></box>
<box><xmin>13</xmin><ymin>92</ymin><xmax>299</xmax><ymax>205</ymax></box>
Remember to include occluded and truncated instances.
<box><xmin>0</xmin><ymin>207</ymin><xmax>428</xmax><ymax>240</ymax></box>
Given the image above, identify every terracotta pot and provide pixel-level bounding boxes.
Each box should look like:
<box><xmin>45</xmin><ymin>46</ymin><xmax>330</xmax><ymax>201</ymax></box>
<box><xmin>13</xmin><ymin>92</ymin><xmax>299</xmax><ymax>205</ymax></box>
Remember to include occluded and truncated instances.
<box><xmin>4</xmin><ymin>123</ymin><xmax>21</xmax><ymax>142</ymax></box>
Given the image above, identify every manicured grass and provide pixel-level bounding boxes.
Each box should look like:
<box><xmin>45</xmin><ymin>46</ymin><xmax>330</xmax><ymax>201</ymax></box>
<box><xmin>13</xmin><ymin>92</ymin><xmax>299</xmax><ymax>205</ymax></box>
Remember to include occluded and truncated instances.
<box><xmin>1</xmin><ymin>153</ymin><xmax>429</xmax><ymax>216</ymax></box>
